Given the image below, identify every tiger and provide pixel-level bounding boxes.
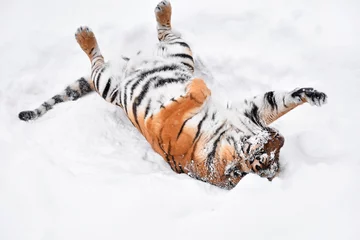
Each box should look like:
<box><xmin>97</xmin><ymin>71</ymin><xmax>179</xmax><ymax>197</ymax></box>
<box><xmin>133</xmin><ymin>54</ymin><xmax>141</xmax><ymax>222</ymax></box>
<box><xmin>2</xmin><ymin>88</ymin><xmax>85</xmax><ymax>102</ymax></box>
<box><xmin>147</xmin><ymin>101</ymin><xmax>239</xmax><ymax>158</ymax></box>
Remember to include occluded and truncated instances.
<box><xmin>18</xmin><ymin>0</ymin><xmax>327</xmax><ymax>190</ymax></box>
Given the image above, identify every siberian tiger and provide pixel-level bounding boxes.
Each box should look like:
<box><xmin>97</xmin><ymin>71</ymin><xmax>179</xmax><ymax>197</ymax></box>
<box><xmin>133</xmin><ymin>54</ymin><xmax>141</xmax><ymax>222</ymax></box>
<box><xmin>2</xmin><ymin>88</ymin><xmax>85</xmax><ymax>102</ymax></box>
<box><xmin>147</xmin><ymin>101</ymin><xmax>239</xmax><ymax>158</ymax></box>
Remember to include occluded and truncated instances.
<box><xmin>19</xmin><ymin>0</ymin><xmax>327</xmax><ymax>189</ymax></box>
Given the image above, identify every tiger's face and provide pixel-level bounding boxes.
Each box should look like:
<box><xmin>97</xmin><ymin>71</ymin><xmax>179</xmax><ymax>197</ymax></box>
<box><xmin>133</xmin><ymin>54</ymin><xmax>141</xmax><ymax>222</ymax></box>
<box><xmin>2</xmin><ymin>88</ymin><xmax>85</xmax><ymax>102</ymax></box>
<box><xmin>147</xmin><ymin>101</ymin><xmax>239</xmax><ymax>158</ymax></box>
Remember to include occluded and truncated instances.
<box><xmin>249</xmin><ymin>128</ymin><xmax>284</xmax><ymax>181</ymax></box>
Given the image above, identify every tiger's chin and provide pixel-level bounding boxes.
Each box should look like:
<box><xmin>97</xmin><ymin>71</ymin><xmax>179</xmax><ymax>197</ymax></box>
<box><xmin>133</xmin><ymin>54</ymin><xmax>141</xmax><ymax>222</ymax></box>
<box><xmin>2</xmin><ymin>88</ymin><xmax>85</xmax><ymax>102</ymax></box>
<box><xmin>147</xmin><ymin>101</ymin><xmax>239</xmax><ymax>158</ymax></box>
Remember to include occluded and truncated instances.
<box><xmin>267</xmin><ymin>170</ymin><xmax>280</xmax><ymax>182</ymax></box>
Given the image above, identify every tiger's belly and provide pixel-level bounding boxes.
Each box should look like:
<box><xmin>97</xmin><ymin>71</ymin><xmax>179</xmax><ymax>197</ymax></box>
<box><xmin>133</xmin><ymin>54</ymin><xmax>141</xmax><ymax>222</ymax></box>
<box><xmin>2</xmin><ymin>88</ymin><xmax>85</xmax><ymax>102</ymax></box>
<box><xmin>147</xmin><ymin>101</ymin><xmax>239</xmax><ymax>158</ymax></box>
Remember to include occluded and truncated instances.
<box><xmin>126</xmin><ymin>77</ymin><xmax>211</xmax><ymax>173</ymax></box>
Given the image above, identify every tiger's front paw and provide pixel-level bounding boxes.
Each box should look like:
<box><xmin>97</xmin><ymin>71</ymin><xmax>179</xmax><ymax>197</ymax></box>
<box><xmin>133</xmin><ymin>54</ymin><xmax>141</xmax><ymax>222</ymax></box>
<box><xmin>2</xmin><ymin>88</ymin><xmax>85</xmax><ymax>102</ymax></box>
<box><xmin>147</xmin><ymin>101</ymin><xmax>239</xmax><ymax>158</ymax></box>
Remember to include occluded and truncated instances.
<box><xmin>75</xmin><ymin>26</ymin><xmax>98</xmax><ymax>57</ymax></box>
<box><xmin>291</xmin><ymin>88</ymin><xmax>327</xmax><ymax>106</ymax></box>
<box><xmin>155</xmin><ymin>0</ymin><xmax>172</xmax><ymax>27</ymax></box>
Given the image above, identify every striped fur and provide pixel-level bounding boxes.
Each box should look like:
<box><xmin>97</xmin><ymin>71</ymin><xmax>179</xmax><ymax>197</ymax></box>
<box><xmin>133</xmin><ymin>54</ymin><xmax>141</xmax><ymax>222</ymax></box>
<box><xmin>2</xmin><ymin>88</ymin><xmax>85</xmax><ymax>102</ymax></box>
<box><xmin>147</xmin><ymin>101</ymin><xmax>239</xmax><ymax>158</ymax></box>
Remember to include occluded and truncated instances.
<box><xmin>19</xmin><ymin>1</ymin><xmax>327</xmax><ymax>189</ymax></box>
<box><xmin>18</xmin><ymin>77</ymin><xmax>94</xmax><ymax>121</ymax></box>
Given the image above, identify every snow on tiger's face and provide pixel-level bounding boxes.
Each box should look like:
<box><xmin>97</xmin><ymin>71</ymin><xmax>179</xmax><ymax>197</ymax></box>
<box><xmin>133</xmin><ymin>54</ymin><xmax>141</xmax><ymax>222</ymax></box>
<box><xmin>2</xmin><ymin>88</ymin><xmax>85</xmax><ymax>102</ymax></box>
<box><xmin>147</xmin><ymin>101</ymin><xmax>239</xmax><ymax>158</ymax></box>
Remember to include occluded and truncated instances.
<box><xmin>248</xmin><ymin>128</ymin><xmax>285</xmax><ymax>181</ymax></box>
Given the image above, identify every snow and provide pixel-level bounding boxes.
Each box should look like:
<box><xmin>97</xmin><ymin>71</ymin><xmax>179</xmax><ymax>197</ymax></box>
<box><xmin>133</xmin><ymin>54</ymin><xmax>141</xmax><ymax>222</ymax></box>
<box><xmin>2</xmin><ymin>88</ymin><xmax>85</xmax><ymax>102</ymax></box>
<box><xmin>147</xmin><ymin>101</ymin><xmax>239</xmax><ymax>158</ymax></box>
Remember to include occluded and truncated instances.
<box><xmin>1</xmin><ymin>0</ymin><xmax>359</xmax><ymax>239</ymax></box>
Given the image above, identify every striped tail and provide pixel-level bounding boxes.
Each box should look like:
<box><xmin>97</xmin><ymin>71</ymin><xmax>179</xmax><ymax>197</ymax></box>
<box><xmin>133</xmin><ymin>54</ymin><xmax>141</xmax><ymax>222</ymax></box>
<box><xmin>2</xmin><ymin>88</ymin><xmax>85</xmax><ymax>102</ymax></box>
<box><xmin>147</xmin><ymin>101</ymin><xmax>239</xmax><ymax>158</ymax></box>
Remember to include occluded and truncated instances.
<box><xmin>18</xmin><ymin>77</ymin><xmax>95</xmax><ymax>121</ymax></box>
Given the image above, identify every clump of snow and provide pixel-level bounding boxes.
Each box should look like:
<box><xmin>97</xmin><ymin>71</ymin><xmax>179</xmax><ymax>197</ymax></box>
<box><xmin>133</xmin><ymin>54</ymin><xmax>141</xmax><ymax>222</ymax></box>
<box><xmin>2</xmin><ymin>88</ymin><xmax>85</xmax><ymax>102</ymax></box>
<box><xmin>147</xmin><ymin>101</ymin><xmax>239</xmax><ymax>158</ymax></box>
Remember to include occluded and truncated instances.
<box><xmin>1</xmin><ymin>0</ymin><xmax>359</xmax><ymax>239</ymax></box>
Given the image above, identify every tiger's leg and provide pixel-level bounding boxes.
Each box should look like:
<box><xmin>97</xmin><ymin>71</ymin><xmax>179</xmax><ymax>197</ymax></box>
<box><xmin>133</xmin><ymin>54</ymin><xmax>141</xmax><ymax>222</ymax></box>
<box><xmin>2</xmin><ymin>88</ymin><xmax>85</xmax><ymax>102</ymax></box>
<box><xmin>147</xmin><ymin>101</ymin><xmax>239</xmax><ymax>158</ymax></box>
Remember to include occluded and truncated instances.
<box><xmin>236</xmin><ymin>88</ymin><xmax>328</xmax><ymax>126</ymax></box>
<box><xmin>75</xmin><ymin>26</ymin><xmax>121</xmax><ymax>104</ymax></box>
<box><xmin>155</xmin><ymin>0</ymin><xmax>195</xmax><ymax>73</ymax></box>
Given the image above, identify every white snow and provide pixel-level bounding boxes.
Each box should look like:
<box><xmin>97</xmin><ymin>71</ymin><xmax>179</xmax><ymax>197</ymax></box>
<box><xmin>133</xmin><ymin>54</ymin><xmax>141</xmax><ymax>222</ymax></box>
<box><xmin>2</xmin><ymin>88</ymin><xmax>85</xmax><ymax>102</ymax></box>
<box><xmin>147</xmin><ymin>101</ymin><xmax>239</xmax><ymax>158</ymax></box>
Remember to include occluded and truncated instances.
<box><xmin>1</xmin><ymin>0</ymin><xmax>359</xmax><ymax>239</ymax></box>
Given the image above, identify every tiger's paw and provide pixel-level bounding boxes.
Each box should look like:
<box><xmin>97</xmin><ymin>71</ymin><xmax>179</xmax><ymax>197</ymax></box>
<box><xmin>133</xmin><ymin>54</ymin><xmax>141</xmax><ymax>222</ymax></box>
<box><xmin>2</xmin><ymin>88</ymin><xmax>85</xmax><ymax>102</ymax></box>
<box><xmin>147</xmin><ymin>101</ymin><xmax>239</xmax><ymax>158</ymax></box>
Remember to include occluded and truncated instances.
<box><xmin>291</xmin><ymin>88</ymin><xmax>328</xmax><ymax>106</ymax></box>
<box><xmin>19</xmin><ymin>110</ymin><xmax>37</xmax><ymax>121</ymax></box>
<box><xmin>75</xmin><ymin>26</ymin><xmax>99</xmax><ymax>58</ymax></box>
<box><xmin>155</xmin><ymin>0</ymin><xmax>172</xmax><ymax>27</ymax></box>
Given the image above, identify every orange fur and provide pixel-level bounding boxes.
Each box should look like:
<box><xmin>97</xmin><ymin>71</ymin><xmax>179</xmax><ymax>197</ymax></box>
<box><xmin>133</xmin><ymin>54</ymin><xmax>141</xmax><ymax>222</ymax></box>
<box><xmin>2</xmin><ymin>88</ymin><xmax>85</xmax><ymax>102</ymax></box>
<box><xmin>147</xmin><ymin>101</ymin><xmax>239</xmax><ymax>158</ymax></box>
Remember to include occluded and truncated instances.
<box><xmin>129</xmin><ymin>78</ymin><xmax>212</xmax><ymax>173</ymax></box>
<box><xmin>155</xmin><ymin>2</ymin><xmax>172</xmax><ymax>27</ymax></box>
<box><xmin>263</xmin><ymin>101</ymin><xmax>303</xmax><ymax>125</ymax></box>
<box><xmin>75</xmin><ymin>29</ymin><xmax>98</xmax><ymax>58</ymax></box>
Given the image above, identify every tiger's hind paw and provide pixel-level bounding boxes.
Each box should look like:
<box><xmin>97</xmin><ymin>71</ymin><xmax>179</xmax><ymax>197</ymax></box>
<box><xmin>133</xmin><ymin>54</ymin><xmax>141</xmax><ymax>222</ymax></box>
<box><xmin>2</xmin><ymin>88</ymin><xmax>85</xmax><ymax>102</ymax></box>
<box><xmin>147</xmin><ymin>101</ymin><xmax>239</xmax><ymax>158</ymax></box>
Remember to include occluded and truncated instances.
<box><xmin>291</xmin><ymin>88</ymin><xmax>328</xmax><ymax>106</ymax></box>
<box><xmin>155</xmin><ymin>0</ymin><xmax>172</xmax><ymax>27</ymax></box>
<box><xmin>19</xmin><ymin>111</ymin><xmax>37</xmax><ymax>121</ymax></box>
<box><xmin>75</xmin><ymin>26</ymin><xmax>99</xmax><ymax>57</ymax></box>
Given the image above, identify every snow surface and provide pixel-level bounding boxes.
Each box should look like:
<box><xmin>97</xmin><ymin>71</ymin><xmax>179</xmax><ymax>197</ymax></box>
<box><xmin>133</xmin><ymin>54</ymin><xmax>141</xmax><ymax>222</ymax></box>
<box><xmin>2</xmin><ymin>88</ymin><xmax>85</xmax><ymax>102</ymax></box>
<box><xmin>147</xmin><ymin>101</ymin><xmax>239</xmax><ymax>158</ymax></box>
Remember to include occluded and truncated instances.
<box><xmin>1</xmin><ymin>0</ymin><xmax>360</xmax><ymax>239</ymax></box>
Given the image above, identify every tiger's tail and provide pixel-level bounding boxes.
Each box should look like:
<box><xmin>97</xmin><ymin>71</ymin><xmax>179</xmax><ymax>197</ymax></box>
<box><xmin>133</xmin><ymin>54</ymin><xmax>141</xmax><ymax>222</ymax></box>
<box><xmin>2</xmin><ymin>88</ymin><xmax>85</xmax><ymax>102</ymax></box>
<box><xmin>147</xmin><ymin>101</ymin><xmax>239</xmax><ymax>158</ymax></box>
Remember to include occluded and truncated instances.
<box><xmin>18</xmin><ymin>76</ymin><xmax>95</xmax><ymax>121</ymax></box>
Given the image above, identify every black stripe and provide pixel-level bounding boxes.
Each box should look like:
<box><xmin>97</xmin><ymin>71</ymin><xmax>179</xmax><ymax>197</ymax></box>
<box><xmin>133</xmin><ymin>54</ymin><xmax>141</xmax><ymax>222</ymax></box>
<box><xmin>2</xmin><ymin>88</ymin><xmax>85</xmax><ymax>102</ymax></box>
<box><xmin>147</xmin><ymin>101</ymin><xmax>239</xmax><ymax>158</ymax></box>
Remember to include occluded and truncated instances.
<box><xmin>89</xmin><ymin>47</ymin><xmax>95</xmax><ymax>56</ymax></box>
<box><xmin>110</xmin><ymin>89</ymin><xmax>118</xmax><ymax>103</ymax></box>
<box><xmin>181</xmin><ymin>62</ymin><xmax>194</xmax><ymax>71</ymax></box>
<box><xmin>65</xmin><ymin>87</ymin><xmax>80</xmax><ymax>100</ymax></box>
<box><xmin>164</xmin><ymin>154</ymin><xmax>172</xmax><ymax>169</ymax></box>
<box><xmin>132</xmin><ymin>77</ymin><xmax>159</xmax><ymax>128</ymax></box>
<box><xmin>92</xmin><ymin>65</ymin><xmax>102</xmax><ymax>76</ymax></box>
<box><xmin>191</xmin><ymin>133</ymin><xmax>202</xmax><ymax>160</ymax></box>
<box><xmin>144</xmin><ymin>100</ymin><xmax>152</xmax><ymax>118</ymax></box>
<box><xmin>102</xmin><ymin>78</ymin><xmax>112</xmax><ymax>99</ymax></box>
<box><xmin>171</xmin><ymin>156</ymin><xmax>178</xmax><ymax>172</ymax></box>
<box><xmin>129</xmin><ymin>64</ymin><xmax>181</xmax><ymax>99</ymax></box>
<box><xmin>193</xmin><ymin>112</ymin><xmax>208</xmax><ymax>143</ymax></box>
<box><xmin>166</xmin><ymin>156</ymin><xmax>176</xmax><ymax>172</ymax></box>
<box><xmin>162</xmin><ymin>32</ymin><xmax>171</xmax><ymax>39</ymax></box>
<box><xmin>123</xmin><ymin>90</ymin><xmax>129</xmax><ymax>114</ymax></box>
<box><xmin>95</xmin><ymin>68</ymin><xmax>105</xmax><ymax>91</ymax></box>
<box><xmin>127</xmin><ymin>64</ymin><xmax>184</xmax><ymax>115</ymax></box>
<box><xmin>178</xmin><ymin>164</ymin><xmax>184</xmax><ymax>174</ymax></box>
<box><xmin>265</xmin><ymin>91</ymin><xmax>278</xmax><ymax>110</ymax></box>
<box><xmin>154</xmin><ymin>77</ymin><xmax>186</xmax><ymax>88</ymax></box>
<box><xmin>77</xmin><ymin>78</ymin><xmax>92</xmax><ymax>94</ymax></box>
<box><xmin>122</xmin><ymin>56</ymin><xmax>130</xmax><ymax>61</ymax></box>
<box><xmin>168</xmin><ymin>41</ymin><xmax>191</xmax><ymax>49</ymax></box>
<box><xmin>42</xmin><ymin>102</ymin><xmax>52</xmax><ymax>111</ymax></box>
<box><xmin>91</xmin><ymin>57</ymin><xmax>103</xmax><ymax>69</ymax></box>
<box><xmin>245</xmin><ymin>144</ymin><xmax>251</xmax><ymax>154</ymax></box>
<box><xmin>238</xmin><ymin>118</ymin><xmax>255</xmax><ymax>135</ymax></box>
<box><xmin>283</xmin><ymin>96</ymin><xmax>288</xmax><ymax>108</ymax></box>
<box><xmin>206</xmin><ymin>130</ymin><xmax>227</xmax><ymax>170</ymax></box>
<box><xmin>229</xmin><ymin>136</ymin><xmax>241</xmax><ymax>157</ymax></box>
<box><xmin>244</xmin><ymin>104</ymin><xmax>263</xmax><ymax>127</ymax></box>
<box><xmin>227</xmin><ymin>181</ymin><xmax>235</xmax><ymax>189</ymax></box>
<box><xmin>214</xmin><ymin>122</ymin><xmax>226</xmax><ymax>137</ymax></box>
<box><xmin>176</xmin><ymin>116</ymin><xmax>195</xmax><ymax>140</ymax></box>
<box><xmin>212</xmin><ymin>112</ymin><xmax>217</xmax><ymax>120</ymax></box>
<box><xmin>118</xmin><ymin>88</ymin><xmax>122</xmax><ymax>106</ymax></box>
<box><xmin>291</xmin><ymin>88</ymin><xmax>313</xmax><ymax>98</ymax></box>
<box><xmin>52</xmin><ymin>95</ymin><xmax>63</xmax><ymax>104</ymax></box>
<box><xmin>170</xmin><ymin>53</ymin><xmax>194</xmax><ymax>62</ymax></box>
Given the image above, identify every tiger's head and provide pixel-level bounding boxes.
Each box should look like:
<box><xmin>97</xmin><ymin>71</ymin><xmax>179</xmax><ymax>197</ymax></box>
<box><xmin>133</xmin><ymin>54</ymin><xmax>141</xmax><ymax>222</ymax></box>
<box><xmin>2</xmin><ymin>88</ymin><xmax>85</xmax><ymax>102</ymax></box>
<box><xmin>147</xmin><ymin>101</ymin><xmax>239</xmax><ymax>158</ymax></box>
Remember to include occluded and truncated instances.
<box><xmin>247</xmin><ymin>128</ymin><xmax>285</xmax><ymax>181</ymax></box>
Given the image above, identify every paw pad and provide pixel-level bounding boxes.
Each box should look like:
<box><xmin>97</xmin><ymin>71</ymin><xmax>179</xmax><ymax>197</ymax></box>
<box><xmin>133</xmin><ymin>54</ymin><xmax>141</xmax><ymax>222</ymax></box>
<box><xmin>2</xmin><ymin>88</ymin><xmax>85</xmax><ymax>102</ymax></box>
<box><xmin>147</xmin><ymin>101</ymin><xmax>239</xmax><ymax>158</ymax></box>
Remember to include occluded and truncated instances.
<box><xmin>75</xmin><ymin>26</ymin><xmax>94</xmax><ymax>39</ymax></box>
<box><xmin>74</xmin><ymin>26</ymin><xmax>98</xmax><ymax>55</ymax></box>
<box><xmin>155</xmin><ymin>0</ymin><xmax>171</xmax><ymax>12</ymax></box>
